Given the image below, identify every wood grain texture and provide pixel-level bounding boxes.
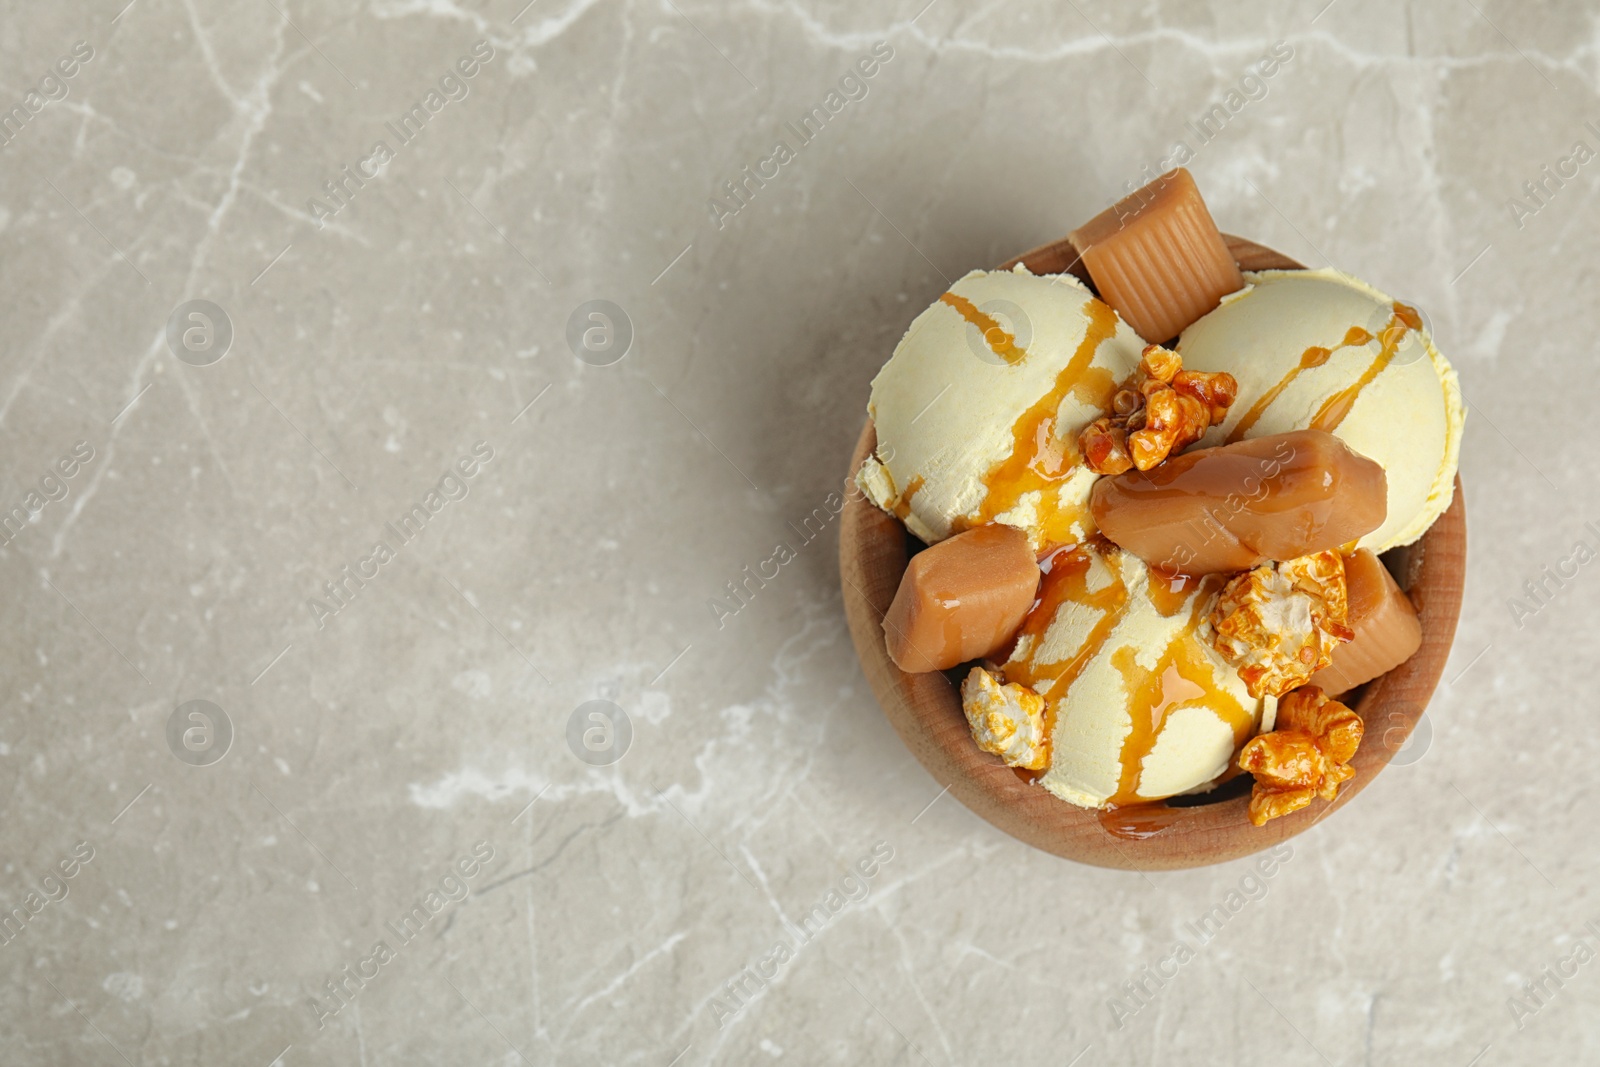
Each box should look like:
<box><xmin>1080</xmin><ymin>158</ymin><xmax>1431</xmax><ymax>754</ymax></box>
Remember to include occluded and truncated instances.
<box><xmin>840</xmin><ymin>235</ymin><xmax>1467</xmax><ymax>870</ymax></box>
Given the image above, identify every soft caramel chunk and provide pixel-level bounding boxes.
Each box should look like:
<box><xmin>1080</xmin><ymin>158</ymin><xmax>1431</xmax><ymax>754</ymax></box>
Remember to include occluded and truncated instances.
<box><xmin>1090</xmin><ymin>431</ymin><xmax>1388</xmax><ymax>574</ymax></box>
<box><xmin>1069</xmin><ymin>168</ymin><xmax>1244</xmax><ymax>342</ymax></box>
<box><xmin>1238</xmin><ymin>686</ymin><xmax>1363</xmax><ymax>826</ymax></box>
<box><xmin>883</xmin><ymin>525</ymin><xmax>1040</xmax><ymax>673</ymax></box>
<box><xmin>1310</xmin><ymin>549</ymin><xmax>1422</xmax><ymax>695</ymax></box>
<box><xmin>1207</xmin><ymin>550</ymin><xmax>1353</xmax><ymax>699</ymax></box>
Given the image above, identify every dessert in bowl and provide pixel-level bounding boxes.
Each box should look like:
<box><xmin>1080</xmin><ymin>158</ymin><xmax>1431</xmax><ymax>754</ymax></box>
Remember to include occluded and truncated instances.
<box><xmin>840</xmin><ymin>170</ymin><xmax>1466</xmax><ymax>870</ymax></box>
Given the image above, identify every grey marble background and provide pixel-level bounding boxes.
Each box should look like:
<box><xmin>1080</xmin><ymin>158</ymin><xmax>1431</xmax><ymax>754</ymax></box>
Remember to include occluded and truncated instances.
<box><xmin>0</xmin><ymin>0</ymin><xmax>1593</xmax><ymax>1063</ymax></box>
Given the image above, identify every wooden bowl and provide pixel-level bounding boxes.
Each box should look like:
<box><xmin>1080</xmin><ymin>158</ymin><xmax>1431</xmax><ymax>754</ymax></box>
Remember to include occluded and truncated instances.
<box><xmin>840</xmin><ymin>235</ymin><xmax>1467</xmax><ymax>870</ymax></box>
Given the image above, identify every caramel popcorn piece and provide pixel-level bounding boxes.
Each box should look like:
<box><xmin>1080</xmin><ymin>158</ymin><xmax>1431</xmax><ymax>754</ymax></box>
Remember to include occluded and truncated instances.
<box><xmin>961</xmin><ymin>667</ymin><xmax>1049</xmax><ymax>771</ymax></box>
<box><xmin>1079</xmin><ymin>417</ymin><xmax>1133</xmax><ymax>476</ymax></box>
<box><xmin>1140</xmin><ymin>343</ymin><xmax>1181</xmax><ymax>383</ymax></box>
<box><xmin>1206</xmin><ymin>550</ymin><xmax>1354</xmax><ymax>698</ymax></box>
<box><xmin>1238</xmin><ymin>686</ymin><xmax>1363</xmax><ymax>825</ymax></box>
<box><xmin>1078</xmin><ymin>345</ymin><xmax>1237</xmax><ymax>475</ymax></box>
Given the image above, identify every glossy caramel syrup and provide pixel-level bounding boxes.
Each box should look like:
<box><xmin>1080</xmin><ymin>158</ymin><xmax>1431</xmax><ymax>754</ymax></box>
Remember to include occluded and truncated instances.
<box><xmin>1224</xmin><ymin>303</ymin><xmax>1420</xmax><ymax>443</ymax></box>
<box><xmin>1311</xmin><ymin>303</ymin><xmax>1423</xmax><ymax>432</ymax></box>
<box><xmin>939</xmin><ymin>293</ymin><xmax>1028</xmax><ymax>365</ymax></box>
<box><xmin>1225</xmin><ymin>326</ymin><xmax>1372</xmax><ymax>443</ymax></box>
<box><xmin>1002</xmin><ymin>549</ymin><xmax>1248</xmax><ymax>803</ymax></box>
<box><xmin>1096</xmin><ymin>802</ymin><xmax>1182</xmax><ymax>840</ymax></box>
<box><xmin>1005</xmin><ymin>546</ymin><xmax>1131</xmax><ymax>782</ymax></box>
<box><xmin>1104</xmin><ymin>578</ymin><xmax>1250</xmax><ymax>807</ymax></box>
<box><xmin>953</xmin><ymin>299</ymin><xmax>1123</xmax><ymax>550</ymax></box>
<box><xmin>888</xmin><ymin>474</ymin><xmax>924</xmax><ymax>523</ymax></box>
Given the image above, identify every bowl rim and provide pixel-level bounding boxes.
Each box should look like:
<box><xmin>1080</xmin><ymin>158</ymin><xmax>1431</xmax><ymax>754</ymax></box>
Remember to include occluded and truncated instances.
<box><xmin>838</xmin><ymin>234</ymin><xmax>1468</xmax><ymax>871</ymax></box>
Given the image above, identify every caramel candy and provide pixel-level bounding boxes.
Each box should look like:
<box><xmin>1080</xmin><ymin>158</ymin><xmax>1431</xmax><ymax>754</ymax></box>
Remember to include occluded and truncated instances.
<box><xmin>1090</xmin><ymin>430</ymin><xmax>1387</xmax><ymax>575</ymax></box>
<box><xmin>883</xmin><ymin>525</ymin><xmax>1040</xmax><ymax>673</ymax></box>
<box><xmin>1310</xmin><ymin>549</ymin><xmax>1421</xmax><ymax>695</ymax></box>
<box><xmin>1069</xmin><ymin>168</ymin><xmax>1244</xmax><ymax>342</ymax></box>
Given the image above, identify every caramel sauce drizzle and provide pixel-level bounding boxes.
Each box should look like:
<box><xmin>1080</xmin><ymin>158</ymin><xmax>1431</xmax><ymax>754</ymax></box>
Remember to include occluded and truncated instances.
<box><xmin>1224</xmin><ymin>304</ymin><xmax>1420</xmax><ymax>444</ymax></box>
<box><xmin>1224</xmin><ymin>324</ymin><xmax>1371</xmax><ymax>444</ymax></box>
<box><xmin>1104</xmin><ymin>584</ymin><xmax>1245</xmax><ymax>806</ymax></box>
<box><xmin>1097</xmin><ymin>803</ymin><xmax>1181</xmax><ymax>840</ymax></box>
<box><xmin>888</xmin><ymin>474</ymin><xmax>924</xmax><ymax>522</ymax></box>
<box><xmin>939</xmin><ymin>293</ymin><xmax>1028</xmax><ymax>365</ymax></box>
<box><xmin>1145</xmin><ymin>568</ymin><xmax>1198</xmax><ymax>618</ymax></box>
<box><xmin>1006</xmin><ymin>555</ymin><xmax>1255</xmax><ymax>805</ymax></box>
<box><xmin>1006</xmin><ymin>546</ymin><xmax>1130</xmax><ymax>784</ymax></box>
<box><xmin>954</xmin><ymin>299</ymin><xmax>1122</xmax><ymax>550</ymax></box>
<box><xmin>1310</xmin><ymin>303</ymin><xmax>1422</xmax><ymax>433</ymax></box>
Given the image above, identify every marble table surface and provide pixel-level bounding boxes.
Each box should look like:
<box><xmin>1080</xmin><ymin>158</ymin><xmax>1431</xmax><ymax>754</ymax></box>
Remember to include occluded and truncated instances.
<box><xmin>1</xmin><ymin>0</ymin><xmax>1594</xmax><ymax>1063</ymax></box>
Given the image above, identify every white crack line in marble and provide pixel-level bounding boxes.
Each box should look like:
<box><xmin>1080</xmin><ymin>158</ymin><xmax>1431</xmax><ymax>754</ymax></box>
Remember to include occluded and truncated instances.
<box><xmin>48</xmin><ymin>9</ymin><xmax>292</xmax><ymax>572</ymax></box>
<box><xmin>874</xmin><ymin>913</ymin><xmax>955</xmax><ymax>1060</ymax></box>
<box><xmin>0</xmin><ymin>262</ymin><xmax>115</xmax><ymax>432</ymax></box>
<box><xmin>730</xmin><ymin>0</ymin><xmax>1600</xmax><ymax>79</ymax></box>
<box><xmin>510</xmin><ymin>783</ymin><xmax>550</xmax><ymax>824</ymax></box>
<box><xmin>655</xmin><ymin>783</ymin><xmax>761</xmax><ymax>892</ymax></box>
<box><xmin>563</xmin><ymin>930</ymin><xmax>690</xmax><ymax>1022</ymax></box>
<box><xmin>665</xmin><ymin>0</ymin><xmax>760</xmax><ymax>90</ymax></box>
<box><xmin>1064</xmin><ymin>0</ymin><xmax>1155</xmax><ymax>87</ymax></box>
<box><xmin>690</xmin><ymin>838</ymin><xmax>1005</xmax><ymax>1058</ymax></box>
<box><xmin>265</xmin><ymin>0</ymin><xmax>360</xmax><ymax>90</ymax></box>
<box><xmin>370</xmin><ymin>0</ymin><xmax>609</xmax><ymax>52</ymax></box>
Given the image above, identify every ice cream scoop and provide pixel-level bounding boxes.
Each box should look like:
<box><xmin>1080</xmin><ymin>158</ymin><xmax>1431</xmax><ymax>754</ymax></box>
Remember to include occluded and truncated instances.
<box><xmin>1176</xmin><ymin>269</ymin><xmax>1463</xmax><ymax>552</ymax></box>
<box><xmin>998</xmin><ymin>542</ymin><xmax>1272</xmax><ymax>808</ymax></box>
<box><xmin>856</xmin><ymin>266</ymin><xmax>1147</xmax><ymax>552</ymax></box>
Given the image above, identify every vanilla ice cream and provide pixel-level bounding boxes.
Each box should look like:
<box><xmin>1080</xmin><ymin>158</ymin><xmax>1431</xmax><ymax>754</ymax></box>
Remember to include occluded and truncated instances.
<box><xmin>857</xmin><ymin>266</ymin><xmax>1147</xmax><ymax>551</ymax></box>
<box><xmin>1177</xmin><ymin>269</ymin><xmax>1463</xmax><ymax>552</ymax></box>
<box><xmin>999</xmin><ymin>543</ymin><xmax>1272</xmax><ymax>808</ymax></box>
